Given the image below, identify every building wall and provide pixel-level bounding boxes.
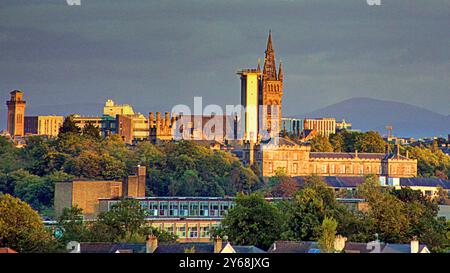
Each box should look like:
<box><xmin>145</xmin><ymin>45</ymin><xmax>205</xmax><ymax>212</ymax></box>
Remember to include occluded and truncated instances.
<box><xmin>117</xmin><ymin>114</ymin><xmax>149</xmax><ymax>144</ymax></box>
<box><xmin>281</xmin><ymin>118</ymin><xmax>304</xmax><ymax>136</ymax></box>
<box><xmin>304</xmin><ymin>118</ymin><xmax>336</xmax><ymax>137</ymax></box>
<box><xmin>54</xmin><ymin>182</ymin><xmax>73</xmax><ymax>217</ymax></box>
<box><xmin>72</xmin><ymin>181</ymin><xmax>123</xmax><ymax>219</ymax></box>
<box><xmin>73</xmin><ymin>115</ymin><xmax>102</xmax><ymax>131</ymax></box>
<box><xmin>239</xmin><ymin>71</ymin><xmax>260</xmax><ymax>142</ymax></box>
<box><xmin>258</xmin><ymin>144</ymin><xmax>417</xmax><ymax>178</ymax></box>
<box><xmin>103</xmin><ymin>99</ymin><xmax>135</xmax><ymax>117</ymax></box>
<box><xmin>24</xmin><ymin>116</ymin><xmax>64</xmax><ymax>137</ymax></box>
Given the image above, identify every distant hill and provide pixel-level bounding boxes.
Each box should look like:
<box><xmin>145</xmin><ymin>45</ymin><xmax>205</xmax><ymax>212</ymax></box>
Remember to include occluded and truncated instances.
<box><xmin>294</xmin><ymin>97</ymin><xmax>450</xmax><ymax>138</ymax></box>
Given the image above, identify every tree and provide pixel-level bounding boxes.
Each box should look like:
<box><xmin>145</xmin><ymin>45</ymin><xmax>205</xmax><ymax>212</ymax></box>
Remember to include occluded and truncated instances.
<box><xmin>91</xmin><ymin>199</ymin><xmax>146</xmax><ymax>242</ymax></box>
<box><xmin>357</xmin><ymin>175</ymin><xmax>410</xmax><ymax>243</ymax></box>
<box><xmin>82</xmin><ymin>122</ymin><xmax>101</xmax><ymax>139</ymax></box>
<box><xmin>59</xmin><ymin>115</ymin><xmax>80</xmax><ymax>136</ymax></box>
<box><xmin>268</xmin><ymin>170</ymin><xmax>299</xmax><ymax>197</ymax></box>
<box><xmin>0</xmin><ymin>194</ymin><xmax>57</xmax><ymax>252</ymax></box>
<box><xmin>354</xmin><ymin>131</ymin><xmax>386</xmax><ymax>153</ymax></box>
<box><xmin>56</xmin><ymin>206</ymin><xmax>90</xmax><ymax>245</ymax></box>
<box><xmin>329</xmin><ymin>132</ymin><xmax>345</xmax><ymax>152</ymax></box>
<box><xmin>309</xmin><ymin>135</ymin><xmax>333</xmax><ymax>152</ymax></box>
<box><xmin>317</xmin><ymin>217</ymin><xmax>338</xmax><ymax>253</ymax></box>
<box><xmin>222</xmin><ymin>193</ymin><xmax>282</xmax><ymax>250</ymax></box>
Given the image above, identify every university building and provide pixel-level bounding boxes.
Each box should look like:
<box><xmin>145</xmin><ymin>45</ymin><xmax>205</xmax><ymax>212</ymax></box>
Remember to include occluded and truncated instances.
<box><xmin>24</xmin><ymin>115</ymin><xmax>64</xmax><ymax>137</ymax></box>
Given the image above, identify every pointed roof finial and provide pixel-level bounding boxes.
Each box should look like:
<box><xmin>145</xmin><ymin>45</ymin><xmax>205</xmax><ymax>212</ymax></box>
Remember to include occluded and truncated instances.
<box><xmin>257</xmin><ymin>58</ymin><xmax>261</xmax><ymax>72</ymax></box>
<box><xmin>266</xmin><ymin>30</ymin><xmax>273</xmax><ymax>52</ymax></box>
<box><xmin>278</xmin><ymin>59</ymin><xmax>283</xmax><ymax>81</ymax></box>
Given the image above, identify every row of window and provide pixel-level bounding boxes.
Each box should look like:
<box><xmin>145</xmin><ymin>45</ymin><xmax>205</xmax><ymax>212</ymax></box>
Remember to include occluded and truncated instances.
<box><xmin>108</xmin><ymin>200</ymin><xmax>235</xmax><ymax>218</ymax></box>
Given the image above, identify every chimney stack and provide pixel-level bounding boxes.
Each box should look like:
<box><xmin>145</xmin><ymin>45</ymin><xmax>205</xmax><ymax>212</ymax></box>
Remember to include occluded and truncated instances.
<box><xmin>214</xmin><ymin>236</ymin><xmax>223</xmax><ymax>253</ymax></box>
<box><xmin>146</xmin><ymin>235</ymin><xmax>158</xmax><ymax>253</ymax></box>
<box><xmin>355</xmin><ymin>150</ymin><xmax>358</xmax><ymax>158</ymax></box>
<box><xmin>334</xmin><ymin>235</ymin><xmax>347</xmax><ymax>253</ymax></box>
<box><xmin>410</xmin><ymin>237</ymin><xmax>419</xmax><ymax>253</ymax></box>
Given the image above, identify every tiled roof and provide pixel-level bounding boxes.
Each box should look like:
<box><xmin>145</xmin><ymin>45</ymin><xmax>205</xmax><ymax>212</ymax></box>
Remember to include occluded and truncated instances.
<box><xmin>0</xmin><ymin>247</ymin><xmax>18</xmax><ymax>253</ymax></box>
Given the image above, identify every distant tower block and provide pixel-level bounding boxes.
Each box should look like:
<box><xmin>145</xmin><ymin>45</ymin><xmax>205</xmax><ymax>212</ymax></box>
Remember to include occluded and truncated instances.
<box><xmin>237</xmin><ymin>69</ymin><xmax>261</xmax><ymax>142</ymax></box>
<box><xmin>385</xmin><ymin>125</ymin><xmax>393</xmax><ymax>139</ymax></box>
<box><xmin>6</xmin><ymin>90</ymin><xmax>27</xmax><ymax>137</ymax></box>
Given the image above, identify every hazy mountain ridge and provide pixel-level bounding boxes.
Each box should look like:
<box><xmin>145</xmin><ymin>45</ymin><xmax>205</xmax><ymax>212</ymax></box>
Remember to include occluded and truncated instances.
<box><xmin>294</xmin><ymin>97</ymin><xmax>450</xmax><ymax>138</ymax></box>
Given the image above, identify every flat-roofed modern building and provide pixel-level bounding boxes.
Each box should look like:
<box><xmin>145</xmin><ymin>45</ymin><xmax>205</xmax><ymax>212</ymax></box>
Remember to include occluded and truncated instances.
<box><xmin>24</xmin><ymin>115</ymin><xmax>64</xmax><ymax>137</ymax></box>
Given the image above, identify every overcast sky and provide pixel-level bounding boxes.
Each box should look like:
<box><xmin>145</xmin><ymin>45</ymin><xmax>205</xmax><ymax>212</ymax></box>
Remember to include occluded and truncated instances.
<box><xmin>1</xmin><ymin>0</ymin><xmax>449</xmax><ymax>116</ymax></box>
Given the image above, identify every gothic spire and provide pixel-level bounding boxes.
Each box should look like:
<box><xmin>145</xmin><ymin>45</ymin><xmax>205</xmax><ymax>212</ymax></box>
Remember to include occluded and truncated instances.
<box><xmin>263</xmin><ymin>30</ymin><xmax>277</xmax><ymax>80</ymax></box>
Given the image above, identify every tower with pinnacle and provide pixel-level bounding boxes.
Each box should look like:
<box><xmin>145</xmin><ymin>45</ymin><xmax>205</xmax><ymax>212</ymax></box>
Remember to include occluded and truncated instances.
<box><xmin>260</xmin><ymin>30</ymin><xmax>283</xmax><ymax>137</ymax></box>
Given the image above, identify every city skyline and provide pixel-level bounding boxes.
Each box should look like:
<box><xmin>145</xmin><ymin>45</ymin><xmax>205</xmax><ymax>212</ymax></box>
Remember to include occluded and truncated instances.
<box><xmin>0</xmin><ymin>0</ymin><xmax>449</xmax><ymax>119</ymax></box>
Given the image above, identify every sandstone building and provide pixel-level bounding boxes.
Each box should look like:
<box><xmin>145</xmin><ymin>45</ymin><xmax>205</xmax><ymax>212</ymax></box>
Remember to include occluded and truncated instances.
<box><xmin>24</xmin><ymin>115</ymin><xmax>64</xmax><ymax>137</ymax></box>
<box><xmin>6</xmin><ymin>90</ymin><xmax>26</xmax><ymax>137</ymax></box>
<box><xmin>243</xmin><ymin>139</ymin><xmax>417</xmax><ymax>178</ymax></box>
<box><xmin>54</xmin><ymin>166</ymin><xmax>146</xmax><ymax>219</ymax></box>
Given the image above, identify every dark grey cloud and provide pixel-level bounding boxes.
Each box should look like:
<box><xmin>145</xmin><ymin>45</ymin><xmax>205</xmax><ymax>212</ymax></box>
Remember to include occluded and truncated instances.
<box><xmin>0</xmin><ymin>0</ymin><xmax>449</xmax><ymax>125</ymax></box>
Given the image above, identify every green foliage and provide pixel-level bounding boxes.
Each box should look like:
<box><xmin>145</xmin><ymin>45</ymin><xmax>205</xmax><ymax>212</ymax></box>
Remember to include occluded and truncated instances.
<box><xmin>56</xmin><ymin>206</ymin><xmax>90</xmax><ymax>245</ymax></box>
<box><xmin>329</xmin><ymin>130</ymin><xmax>386</xmax><ymax>153</ymax></box>
<box><xmin>406</xmin><ymin>145</ymin><xmax>450</xmax><ymax>179</ymax></box>
<box><xmin>222</xmin><ymin>193</ymin><xmax>283</xmax><ymax>250</ymax></box>
<box><xmin>267</xmin><ymin>170</ymin><xmax>298</xmax><ymax>197</ymax></box>
<box><xmin>55</xmin><ymin>201</ymin><xmax>177</xmax><ymax>246</ymax></box>
<box><xmin>59</xmin><ymin>115</ymin><xmax>80</xmax><ymax>136</ymax></box>
<box><xmin>81</xmin><ymin>123</ymin><xmax>101</xmax><ymax>139</ymax></box>
<box><xmin>317</xmin><ymin>217</ymin><xmax>338</xmax><ymax>253</ymax></box>
<box><xmin>0</xmin><ymin>193</ymin><xmax>58</xmax><ymax>253</ymax></box>
<box><xmin>309</xmin><ymin>135</ymin><xmax>333</xmax><ymax>152</ymax></box>
<box><xmin>92</xmin><ymin>199</ymin><xmax>147</xmax><ymax>242</ymax></box>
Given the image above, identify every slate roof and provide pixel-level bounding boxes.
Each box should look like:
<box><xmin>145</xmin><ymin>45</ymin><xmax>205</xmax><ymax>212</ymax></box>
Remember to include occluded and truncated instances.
<box><xmin>400</xmin><ymin>177</ymin><xmax>450</xmax><ymax>190</ymax></box>
<box><xmin>80</xmin><ymin>242</ymin><xmax>264</xmax><ymax>254</ymax></box>
<box><xmin>268</xmin><ymin>241</ymin><xmax>429</xmax><ymax>253</ymax></box>
<box><xmin>80</xmin><ymin>243</ymin><xmax>146</xmax><ymax>253</ymax></box>
<box><xmin>310</xmin><ymin>152</ymin><xmax>385</xmax><ymax>160</ymax></box>
<box><xmin>267</xmin><ymin>241</ymin><xmax>319</xmax><ymax>253</ymax></box>
<box><xmin>293</xmin><ymin>176</ymin><xmax>365</xmax><ymax>188</ymax></box>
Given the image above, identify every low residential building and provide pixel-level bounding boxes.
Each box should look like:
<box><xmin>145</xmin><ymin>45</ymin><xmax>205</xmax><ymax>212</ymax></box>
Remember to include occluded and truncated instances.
<box><xmin>76</xmin><ymin>235</ymin><xmax>264</xmax><ymax>253</ymax></box>
<box><xmin>24</xmin><ymin>115</ymin><xmax>64</xmax><ymax>137</ymax></box>
<box><xmin>268</xmin><ymin>237</ymin><xmax>429</xmax><ymax>253</ymax></box>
